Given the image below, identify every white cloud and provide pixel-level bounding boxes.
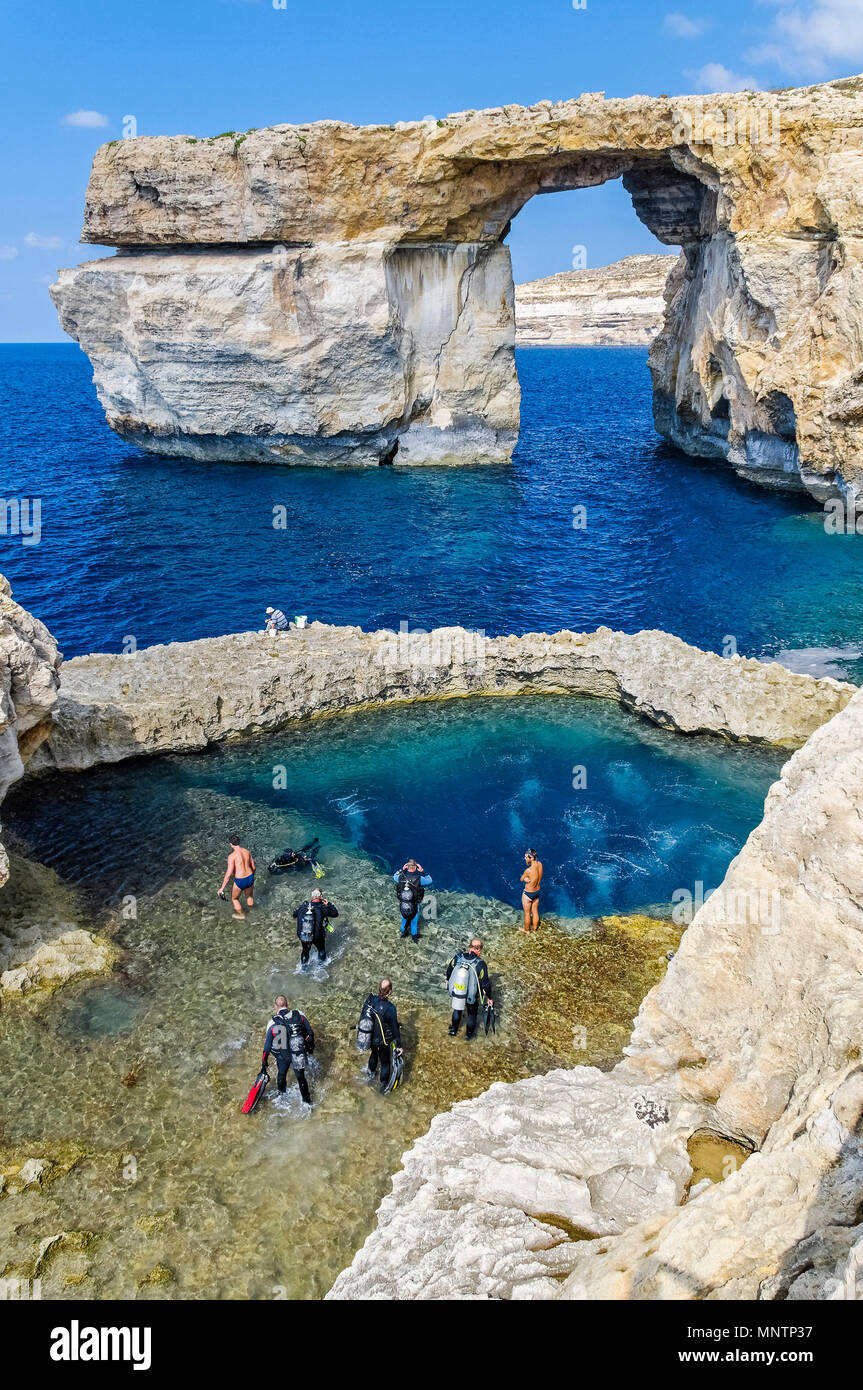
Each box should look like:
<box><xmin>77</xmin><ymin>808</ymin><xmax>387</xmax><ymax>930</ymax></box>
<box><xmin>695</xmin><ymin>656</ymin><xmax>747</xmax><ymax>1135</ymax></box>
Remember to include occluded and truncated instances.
<box><xmin>689</xmin><ymin>62</ymin><xmax>761</xmax><ymax>92</ymax></box>
<box><xmin>665</xmin><ymin>13</ymin><xmax>706</xmax><ymax>38</ymax></box>
<box><xmin>748</xmin><ymin>0</ymin><xmax>863</xmax><ymax>76</ymax></box>
<box><xmin>62</xmin><ymin>109</ymin><xmax>109</xmax><ymax>128</ymax></box>
<box><xmin>24</xmin><ymin>233</ymin><xmax>65</xmax><ymax>250</ymax></box>
<box><xmin>0</xmin><ymin>245</ymin><xmax>18</xmax><ymax>260</ymax></box>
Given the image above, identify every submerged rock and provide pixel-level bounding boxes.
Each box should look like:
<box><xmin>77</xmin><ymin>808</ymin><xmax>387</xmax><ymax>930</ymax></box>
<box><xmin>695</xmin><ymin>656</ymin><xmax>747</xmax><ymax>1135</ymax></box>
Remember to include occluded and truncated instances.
<box><xmin>0</xmin><ymin>851</ymin><xmax>116</xmax><ymax>1003</ymax></box>
<box><xmin>329</xmin><ymin>686</ymin><xmax>863</xmax><ymax>1300</ymax></box>
<box><xmin>30</xmin><ymin>623</ymin><xmax>854</xmax><ymax>777</ymax></box>
<box><xmin>0</xmin><ymin>930</ymin><xmax>116</xmax><ymax>1001</ymax></box>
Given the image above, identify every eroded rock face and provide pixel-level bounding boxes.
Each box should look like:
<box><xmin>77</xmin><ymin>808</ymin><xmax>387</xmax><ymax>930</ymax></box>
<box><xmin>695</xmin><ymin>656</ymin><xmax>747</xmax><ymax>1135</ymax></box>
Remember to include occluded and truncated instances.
<box><xmin>515</xmin><ymin>255</ymin><xmax>675</xmax><ymax>346</ymax></box>
<box><xmin>0</xmin><ymin>576</ymin><xmax>62</xmax><ymax>887</ymax></box>
<box><xmin>28</xmin><ymin>623</ymin><xmax>854</xmax><ymax>776</ymax></box>
<box><xmin>52</xmin><ymin>242</ymin><xmax>518</xmax><ymax>466</ymax></box>
<box><xmin>52</xmin><ymin>78</ymin><xmax>863</xmax><ymax>493</ymax></box>
<box><xmin>328</xmin><ymin>687</ymin><xmax>863</xmax><ymax>1301</ymax></box>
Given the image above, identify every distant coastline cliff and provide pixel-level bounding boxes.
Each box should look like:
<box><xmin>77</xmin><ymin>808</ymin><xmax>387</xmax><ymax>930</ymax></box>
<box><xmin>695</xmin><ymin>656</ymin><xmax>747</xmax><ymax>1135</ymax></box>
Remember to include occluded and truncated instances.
<box><xmin>514</xmin><ymin>254</ymin><xmax>676</xmax><ymax>346</ymax></box>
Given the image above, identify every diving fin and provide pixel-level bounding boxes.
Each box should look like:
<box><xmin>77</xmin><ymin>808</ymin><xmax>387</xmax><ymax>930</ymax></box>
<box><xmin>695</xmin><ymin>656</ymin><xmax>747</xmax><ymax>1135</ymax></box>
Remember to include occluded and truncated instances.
<box><xmin>312</xmin><ymin>861</ymin><xmax>326</xmax><ymax>879</ymax></box>
<box><xmin>484</xmin><ymin>1004</ymin><xmax>496</xmax><ymax>1036</ymax></box>
<box><xmin>383</xmin><ymin>1046</ymin><xmax>404</xmax><ymax>1094</ymax></box>
<box><xmin>242</xmin><ymin>1070</ymin><xmax>269</xmax><ymax>1114</ymax></box>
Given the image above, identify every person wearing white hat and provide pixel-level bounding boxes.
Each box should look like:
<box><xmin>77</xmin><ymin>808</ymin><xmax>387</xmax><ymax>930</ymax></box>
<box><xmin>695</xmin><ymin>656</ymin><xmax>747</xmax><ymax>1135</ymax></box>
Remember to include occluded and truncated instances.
<box><xmin>265</xmin><ymin>605</ymin><xmax>289</xmax><ymax>633</ymax></box>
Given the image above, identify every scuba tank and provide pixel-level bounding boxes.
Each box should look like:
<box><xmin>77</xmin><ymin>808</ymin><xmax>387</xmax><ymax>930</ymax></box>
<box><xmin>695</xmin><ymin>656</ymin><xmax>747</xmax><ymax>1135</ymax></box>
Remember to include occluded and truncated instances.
<box><xmin>355</xmin><ymin>994</ymin><xmax>375</xmax><ymax>1051</ymax></box>
<box><xmin>448</xmin><ymin>952</ymin><xmax>478</xmax><ymax>1013</ymax></box>
<box><xmin>287</xmin><ymin>1014</ymin><xmax>307</xmax><ymax>1071</ymax></box>
<box><xmin>396</xmin><ymin>871</ymin><xmax>424</xmax><ymax>920</ymax></box>
<box><xmin>298</xmin><ymin>905</ymin><xmax>316</xmax><ymax>943</ymax></box>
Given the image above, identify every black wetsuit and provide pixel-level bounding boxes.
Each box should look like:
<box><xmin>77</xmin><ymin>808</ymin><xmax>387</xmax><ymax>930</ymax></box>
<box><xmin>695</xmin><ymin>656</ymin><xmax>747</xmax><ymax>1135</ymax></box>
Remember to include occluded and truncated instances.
<box><xmin>262</xmin><ymin>1007</ymin><xmax>315</xmax><ymax>1103</ymax></box>
<box><xmin>446</xmin><ymin>950</ymin><xmax>491</xmax><ymax>1039</ymax></box>
<box><xmin>367</xmin><ymin>995</ymin><xmax>401</xmax><ymax>1092</ymax></box>
<box><xmin>294</xmin><ymin>899</ymin><xmax>339</xmax><ymax>964</ymax></box>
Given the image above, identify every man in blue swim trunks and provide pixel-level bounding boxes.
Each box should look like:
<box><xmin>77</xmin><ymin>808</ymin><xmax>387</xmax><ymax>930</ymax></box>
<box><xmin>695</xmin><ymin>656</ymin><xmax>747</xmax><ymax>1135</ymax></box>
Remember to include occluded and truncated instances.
<box><xmin>218</xmin><ymin>835</ymin><xmax>256</xmax><ymax>920</ymax></box>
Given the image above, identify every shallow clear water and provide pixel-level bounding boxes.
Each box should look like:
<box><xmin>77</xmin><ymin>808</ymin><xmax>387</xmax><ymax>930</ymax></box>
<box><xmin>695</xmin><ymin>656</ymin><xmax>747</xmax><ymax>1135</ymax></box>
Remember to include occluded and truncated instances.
<box><xmin>0</xmin><ymin>696</ymin><xmax>781</xmax><ymax>1298</ymax></box>
<box><xmin>2</xmin><ymin>344</ymin><xmax>863</xmax><ymax>680</ymax></box>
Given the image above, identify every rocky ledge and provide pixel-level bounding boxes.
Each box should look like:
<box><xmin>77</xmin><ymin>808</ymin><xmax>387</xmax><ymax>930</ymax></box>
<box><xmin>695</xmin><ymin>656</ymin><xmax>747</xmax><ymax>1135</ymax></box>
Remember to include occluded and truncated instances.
<box><xmin>329</xmin><ymin>683</ymin><xmax>863</xmax><ymax>1300</ymax></box>
<box><xmin>0</xmin><ymin>576</ymin><xmax>61</xmax><ymax>887</ymax></box>
<box><xmin>515</xmin><ymin>255</ymin><xmax>676</xmax><ymax>346</ymax></box>
<box><xmin>29</xmin><ymin>623</ymin><xmax>854</xmax><ymax>776</ymax></box>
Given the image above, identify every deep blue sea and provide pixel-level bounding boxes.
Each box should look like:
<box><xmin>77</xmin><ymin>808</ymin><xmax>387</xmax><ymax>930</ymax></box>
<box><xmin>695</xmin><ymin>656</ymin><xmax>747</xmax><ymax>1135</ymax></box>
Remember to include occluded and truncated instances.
<box><xmin>2</xmin><ymin>342</ymin><xmax>863</xmax><ymax>679</ymax></box>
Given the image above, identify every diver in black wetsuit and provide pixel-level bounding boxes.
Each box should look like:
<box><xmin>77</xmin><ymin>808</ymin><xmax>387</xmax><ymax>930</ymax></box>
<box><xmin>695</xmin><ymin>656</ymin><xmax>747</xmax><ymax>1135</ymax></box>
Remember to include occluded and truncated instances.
<box><xmin>294</xmin><ymin>889</ymin><xmax>339</xmax><ymax>965</ymax></box>
<box><xmin>446</xmin><ymin>938</ymin><xmax>492</xmax><ymax>1040</ymax></box>
<box><xmin>366</xmin><ymin>979</ymin><xmax>403</xmax><ymax>1093</ymax></box>
<box><xmin>268</xmin><ymin>838</ymin><xmax>321</xmax><ymax>875</ymax></box>
<box><xmin>261</xmin><ymin>996</ymin><xmax>315</xmax><ymax>1104</ymax></box>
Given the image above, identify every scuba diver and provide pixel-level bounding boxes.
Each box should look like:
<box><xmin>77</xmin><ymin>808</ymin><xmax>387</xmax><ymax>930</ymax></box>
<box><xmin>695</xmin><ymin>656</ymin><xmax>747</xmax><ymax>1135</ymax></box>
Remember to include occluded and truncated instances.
<box><xmin>261</xmin><ymin>995</ymin><xmax>315</xmax><ymax>1104</ymax></box>
<box><xmin>268</xmin><ymin>838</ymin><xmax>324</xmax><ymax>877</ymax></box>
<box><xmin>294</xmin><ymin>888</ymin><xmax>339</xmax><ymax>966</ymax></box>
<box><xmin>357</xmin><ymin>979</ymin><xmax>403</xmax><ymax>1094</ymax></box>
<box><xmin>446</xmin><ymin>938</ymin><xmax>493</xmax><ymax>1040</ymax></box>
<box><xmin>393</xmin><ymin>858</ymin><xmax>433</xmax><ymax>940</ymax></box>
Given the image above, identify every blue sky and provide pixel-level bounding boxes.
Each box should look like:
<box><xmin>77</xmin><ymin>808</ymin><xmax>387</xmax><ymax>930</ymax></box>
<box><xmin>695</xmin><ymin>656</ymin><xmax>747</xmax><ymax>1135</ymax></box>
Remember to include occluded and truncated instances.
<box><xmin>3</xmin><ymin>0</ymin><xmax>863</xmax><ymax>340</ymax></box>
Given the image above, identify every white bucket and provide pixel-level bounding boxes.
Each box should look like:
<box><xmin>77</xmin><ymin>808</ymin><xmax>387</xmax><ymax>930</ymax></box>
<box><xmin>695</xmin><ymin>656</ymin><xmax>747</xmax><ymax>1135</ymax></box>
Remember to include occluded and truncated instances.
<box><xmin>295</xmin><ymin>615</ymin><xmax>308</xmax><ymax>629</ymax></box>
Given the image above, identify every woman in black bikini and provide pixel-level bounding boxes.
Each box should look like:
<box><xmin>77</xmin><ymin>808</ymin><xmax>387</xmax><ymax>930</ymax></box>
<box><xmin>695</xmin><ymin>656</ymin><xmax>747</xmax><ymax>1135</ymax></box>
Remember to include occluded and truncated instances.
<box><xmin>520</xmin><ymin>848</ymin><xmax>543</xmax><ymax>932</ymax></box>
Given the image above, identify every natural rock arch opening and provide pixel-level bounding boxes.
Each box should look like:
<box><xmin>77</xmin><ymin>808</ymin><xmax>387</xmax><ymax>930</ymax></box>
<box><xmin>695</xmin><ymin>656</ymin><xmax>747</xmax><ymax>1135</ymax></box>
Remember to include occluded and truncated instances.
<box><xmin>500</xmin><ymin>162</ymin><xmax>699</xmax><ymax>444</ymax></box>
<box><xmin>52</xmin><ymin>82</ymin><xmax>863</xmax><ymax>500</ymax></box>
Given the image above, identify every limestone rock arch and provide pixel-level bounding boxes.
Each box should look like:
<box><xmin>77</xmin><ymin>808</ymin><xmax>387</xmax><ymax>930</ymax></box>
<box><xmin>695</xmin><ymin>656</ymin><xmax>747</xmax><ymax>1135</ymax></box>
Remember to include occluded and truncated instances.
<box><xmin>52</xmin><ymin>78</ymin><xmax>863</xmax><ymax>499</ymax></box>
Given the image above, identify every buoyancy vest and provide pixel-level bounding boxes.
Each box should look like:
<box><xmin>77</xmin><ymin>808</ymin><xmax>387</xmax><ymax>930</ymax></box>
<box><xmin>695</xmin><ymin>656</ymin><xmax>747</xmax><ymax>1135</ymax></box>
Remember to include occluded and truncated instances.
<box><xmin>269</xmin><ymin>1009</ymin><xmax>308</xmax><ymax>1069</ymax></box>
<box><xmin>356</xmin><ymin>994</ymin><xmax>376</xmax><ymax>1051</ymax></box>
<box><xmin>396</xmin><ymin>870</ymin><xmax>424</xmax><ymax>919</ymax></box>
<box><xmin>298</xmin><ymin>903</ymin><xmax>316</xmax><ymax>942</ymax></box>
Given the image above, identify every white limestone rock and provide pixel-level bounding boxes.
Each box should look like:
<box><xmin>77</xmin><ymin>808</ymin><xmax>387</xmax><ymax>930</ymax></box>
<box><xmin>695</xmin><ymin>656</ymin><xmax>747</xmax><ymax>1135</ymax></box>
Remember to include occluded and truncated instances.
<box><xmin>29</xmin><ymin>624</ymin><xmax>853</xmax><ymax>778</ymax></box>
<box><xmin>0</xmin><ymin>574</ymin><xmax>61</xmax><ymax>887</ymax></box>
<box><xmin>51</xmin><ymin>241</ymin><xmax>518</xmax><ymax>466</ymax></box>
<box><xmin>52</xmin><ymin>79</ymin><xmax>863</xmax><ymax>493</ymax></box>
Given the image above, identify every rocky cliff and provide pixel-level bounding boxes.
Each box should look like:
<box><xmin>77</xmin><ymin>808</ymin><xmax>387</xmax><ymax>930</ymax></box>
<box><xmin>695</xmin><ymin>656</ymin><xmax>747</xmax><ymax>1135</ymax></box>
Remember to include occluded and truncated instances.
<box><xmin>515</xmin><ymin>255</ymin><xmax>675</xmax><ymax>346</ymax></box>
<box><xmin>52</xmin><ymin>77</ymin><xmax>863</xmax><ymax>498</ymax></box>
<box><xmin>329</xmin><ymin>684</ymin><xmax>863</xmax><ymax>1300</ymax></box>
<box><xmin>0</xmin><ymin>577</ymin><xmax>61</xmax><ymax>888</ymax></box>
<box><xmin>28</xmin><ymin>624</ymin><xmax>854</xmax><ymax>776</ymax></box>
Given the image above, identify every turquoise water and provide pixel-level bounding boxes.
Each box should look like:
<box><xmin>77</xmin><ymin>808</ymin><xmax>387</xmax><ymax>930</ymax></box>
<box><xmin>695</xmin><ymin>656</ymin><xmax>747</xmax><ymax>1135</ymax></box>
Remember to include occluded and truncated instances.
<box><xmin>2</xmin><ymin>344</ymin><xmax>862</xmax><ymax>680</ymax></box>
<box><xmin>0</xmin><ymin>695</ymin><xmax>781</xmax><ymax>1299</ymax></box>
<box><xmin>8</xmin><ymin>696</ymin><xmax>782</xmax><ymax>920</ymax></box>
